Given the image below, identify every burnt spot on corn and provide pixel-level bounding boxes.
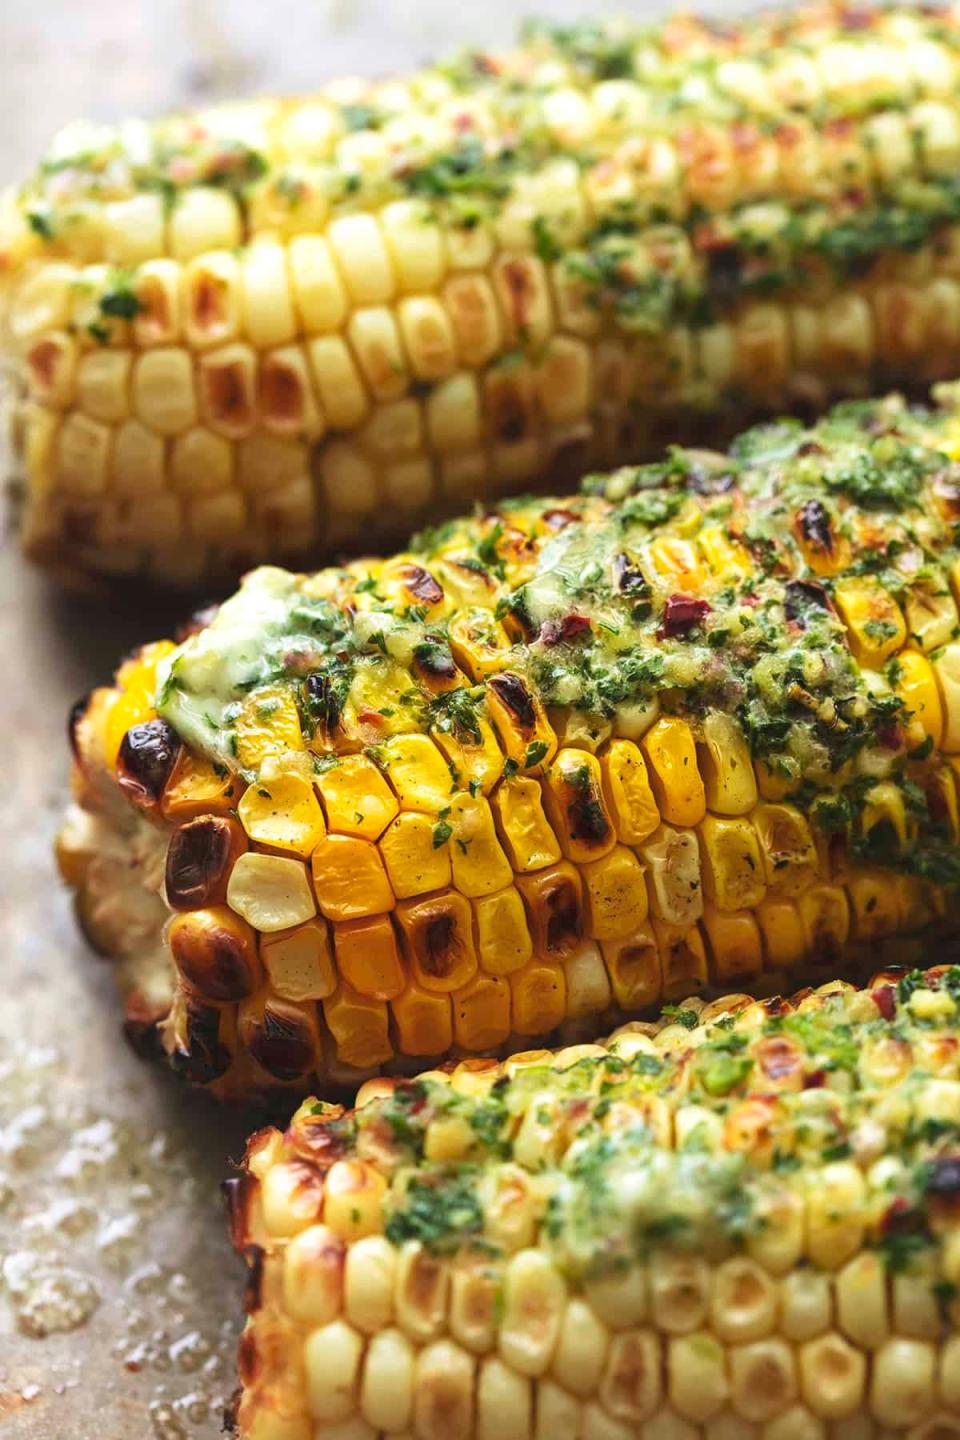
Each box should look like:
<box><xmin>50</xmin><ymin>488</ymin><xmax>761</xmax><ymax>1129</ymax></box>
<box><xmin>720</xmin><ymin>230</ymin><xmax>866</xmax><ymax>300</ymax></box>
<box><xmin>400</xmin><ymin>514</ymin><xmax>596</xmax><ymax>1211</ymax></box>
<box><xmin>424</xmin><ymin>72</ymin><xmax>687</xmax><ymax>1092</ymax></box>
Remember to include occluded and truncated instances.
<box><xmin>169</xmin><ymin>1000</ymin><xmax>231</xmax><ymax>1084</ymax></box>
<box><xmin>784</xmin><ymin>579</ymin><xmax>832</xmax><ymax>623</ymax></box>
<box><xmin>542</xmin><ymin>874</ymin><xmax>583</xmax><ymax>956</ymax></box>
<box><xmin>166</xmin><ymin>816</ymin><xmax>239</xmax><ymax>909</ymax></box>
<box><xmin>247</xmin><ymin>1003</ymin><xmax>316</xmax><ymax>1081</ymax></box>
<box><xmin>222</xmin><ymin>1173</ymin><xmax>256</xmax><ymax>1251</ymax></box>
<box><xmin>566</xmin><ymin>766</ymin><xmax>612</xmax><ymax>847</ymax></box>
<box><xmin>424</xmin><ymin>913</ymin><xmax>456</xmax><ymax>978</ymax></box>
<box><xmin>489</xmin><ymin>672</ymin><xmax>535</xmax><ymax>731</ymax></box>
<box><xmin>796</xmin><ymin>497</ymin><xmax>836</xmax><ymax>554</ymax></box>
<box><xmin>613</xmin><ymin>551</ymin><xmax>648</xmax><ymax>597</ymax></box>
<box><xmin>67</xmin><ymin>692</ymin><xmax>91</xmax><ymax>762</ymax></box>
<box><xmin>402</xmin><ymin>564</ymin><xmax>444</xmax><ymax>607</ymax></box>
<box><xmin>117</xmin><ymin>718</ymin><xmax>182</xmax><ymax>806</ymax></box>
<box><xmin>170</xmin><ymin>913</ymin><xmax>261</xmax><ymax>1002</ymax></box>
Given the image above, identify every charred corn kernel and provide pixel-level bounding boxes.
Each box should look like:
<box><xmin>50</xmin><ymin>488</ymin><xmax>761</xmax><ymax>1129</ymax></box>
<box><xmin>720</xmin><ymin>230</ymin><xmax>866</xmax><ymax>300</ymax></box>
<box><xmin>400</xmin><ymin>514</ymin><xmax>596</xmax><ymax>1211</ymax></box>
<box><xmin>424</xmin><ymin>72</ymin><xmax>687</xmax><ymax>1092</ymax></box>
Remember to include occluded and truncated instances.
<box><xmin>491</xmin><ymin>777</ymin><xmax>562</xmax><ymax>873</ymax></box>
<box><xmin>394</xmin><ymin>890</ymin><xmax>478</xmax><ymax>993</ymax></box>
<box><xmin>834</xmin><ymin>577</ymin><xmax>907</xmax><ymax>666</ymax></box>
<box><xmin>641</xmin><ymin>718</ymin><xmax>706</xmax><ymax>829</ymax></box>
<box><xmin>333</xmin><ymin>915</ymin><xmax>405</xmax><ymax>1000</ymax></box>
<box><xmin>486</xmin><ymin>674</ymin><xmax>557</xmax><ymax>771</ymax></box>
<box><xmin>473</xmin><ymin>887</ymin><xmax>533</xmax><ymax>976</ymax></box>
<box><xmin>697</xmin><ymin>712</ymin><xmax>758</xmax><ymax>817</ymax></box>
<box><xmin>701</xmin><ymin>904</ymin><xmax>763</xmax><ymax>984</ymax></box>
<box><xmin>314</xmin><ymin>755</ymin><xmax>399</xmax><ymax>841</ymax></box>
<box><xmin>581</xmin><ymin>845</ymin><xmax>648</xmax><ymax>939</ymax></box>
<box><xmin>641</xmin><ymin>825</ymin><xmax>703</xmax><ymax>927</ymax></box>
<box><xmin>453</xmin><ymin>972</ymin><xmax>511</xmax><ymax>1053</ymax></box>
<box><xmin>542</xmin><ymin>750</ymin><xmax>616</xmax><ymax>864</ymax></box>
<box><xmin>168</xmin><ymin>905</ymin><xmax>263</xmax><ymax>1000</ymax></box>
<box><xmin>751</xmin><ymin>805</ymin><xmax>818</xmax><ymax>897</ymax></box>
<box><xmin>377</xmin><ymin>734</ymin><xmax>455</xmax><ymax>814</ymax></box>
<box><xmin>237</xmin><ymin>773</ymin><xmax>326</xmax><ymax>857</ymax></box>
<box><xmin>323</xmin><ymin>984</ymin><xmax>392</xmax><ymax>1069</ymax></box>
<box><xmin>515</xmin><ymin>862</ymin><xmax>583</xmax><ymax>960</ymax></box>
<box><xmin>447</xmin><ymin>791</ymin><xmax>514</xmax><ymax>897</ymax></box>
<box><xmin>260</xmin><ymin>918</ymin><xmax>336</xmax><ymax>1001</ymax></box>
<box><xmin>310</xmin><ymin>834</ymin><xmax>394</xmax><ymax>921</ymax></box>
<box><xmin>376</xmin><ymin>811</ymin><xmax>450</xmax><ymax>900</ymax></box>
<box><xmin>698</xmin><ymin>815</ymin><xmax>766</xmax><ymax>912</ymax></box>
<box><xmin>227</xmin><ymin>852</ymin><xmax>316</xmax><ymax>932</ymax></box>
<box><xmin>797</xmin><ymin>884</ymin><xmax>850</xmax><ymax>961</ymax></box>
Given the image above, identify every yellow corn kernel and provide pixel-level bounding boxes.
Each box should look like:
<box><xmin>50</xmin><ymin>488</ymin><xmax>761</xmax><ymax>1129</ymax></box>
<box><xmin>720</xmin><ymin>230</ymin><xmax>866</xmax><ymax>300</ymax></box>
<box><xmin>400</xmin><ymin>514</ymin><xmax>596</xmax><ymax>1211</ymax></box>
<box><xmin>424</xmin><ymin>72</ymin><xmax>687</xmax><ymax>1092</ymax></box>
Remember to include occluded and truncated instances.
<box><xmin>237</xmin><ymin>772</ymin><xmax>326</xmax><ymax>857</ymax></box>
<box><xmin>653</xmin><ymin>918</ymin><xmax>709</xmax><ymax>1000</ymax></box>
<box><xmin>334</xmin><ymin>914</ymin><xmax>405</xmax><ymax>1000</ymax></box>
<box><xmin>797</xmin><ymin>884</ymin><xmax>850</xmax><ymax>961</ymax></box>
<box><xmin>323</xmin><ymin>984</ymin><xmax>393</xmax><ymax>1069</ymax></box>
<box><xmin>600</xmin><ymin>739</ymin><xmax>661</xmax><ymax>845</ymax></box>
<box><xmin>905</xmin><ymin>574</ymin><xmax>959</xmax><ymax>652</ymax></box>
<box><xmin>485</xmin><ymin>672</ymin><xmax>558</xmax><ymax>771</ymax></box>
<box><xmin>641</xmin><ymin>717</ymin><xmax>706</xmax><ymax>828</ymax></box>
<box><xmin>448</xmin><ymin>609</ymin><xmax>513</xmax><ymax>680</ymax></box>
<box><xmin>700</xmin><ymin>904</ymin><xmax>764</xmax><ymax>985</ymax></box>
<box><xmin>161</xmin><ymin>751</ymin><xmax>243</xmax><ymax>822</ymax></box>
<box><xmin>303</xmin><ymin>1318</ymin><xmax>364</xmax><ymax>1422</ymax></box>
<box><xmin>260</xmin><ymin>918</ymin><xmax>337</xmax><ymax>1001</ymax></box>
<box><xmin>510</xmin><ymin>960</ymin><xmax>566</xmax><ymax>1037</ymax></box>
<box><xmin>807</xmin><ymin>1161</ymin><xmax>866</xmax><ymax>1270</ymax></box>
<box><xmin>847</xmin><ymin>869</ymin><xmax>901</xmax><ymax>942</ymax></box>
<box><xmin>227</xmin><ymin>851</ymin><xmax>317</xmax><ymax>932</ymax></box>
<box><xmin>756</xmin><ymin>898</ymin><xmax>807</xmax><ymax>970</ymax></box>
<box><xmin>861</xmin><ymin>781</ymin><xmax>910</xmax><ymax>854</ymax></box>
<box><xmin>378</xmin><ymin>811</ymin><xmax>451</xmax><ymax>900</ymax></box>
<box><xmin>515</xmin><ymin>862</ymin><xmax>584</xmax><ymax>961</ymax></box>
<box><xmin>314</xmin><ymin>754</ymin><xmax>399</xmax><ymax>841</ymax></box>
<box><xmin>751</xmin><ymin>804</ymin><xmax>819</xmax><ymax>897</ymax></box>
<box><xmin>602</xmin><ymin>928</ymin><xmax>662</xmax><ymax>1011</ymax></box>
<box><xmin>581</xmin><ymin>845</ymin><xmax>648</xmax><ymax>939</ymax></box>
<box><xmin>833</xmin><ymin>576</ymin><xmax>907</xmax><ymax>666</ymax></box>
<box><xmin>698</xmin><ymin>815</ymin><xmax>766</xmax><ymax>912</ymax></box>
<box><xmin>378</xmin><ymin>734</ymin><xmax>455</xmax><ymax>813</ymax></box>
<box><xmin>542</xmin><ymin>749</ymin><xmax>616</xmax><ymax>864</ymax></box>
<box><xmin>641</xmin><ymin>824</ymin><xmax>703</xmax><ymax>926</ymax></box>
<box><xmin>324</xmin><ymin>1159</ymin><xmax>388</xmax><ymax>1243</ymax></box>
<box><xmin>491</xmin><ymin>777</ymin><xmax>562</xmax><ymax>873</ymax></box>
<box><xmin>697</xmin><ymin>712</ymin><xmax>758</xmax><ymax>817</ymax></box>
<box><xmin>698</xmin><ymin>525</ymin><xmax>751</xmax><ymax>579</ymax></box>
<box><xmin>447</xmin><ymin>792</ymin><xmax>514</xmax><ymax>898</ymax></box>
<box><xmin>432</xmin><ymin>718</ymin><xmax>504</xmax><ymax>797</ymax></box>
<box><xmin>310</xmin><ymin>834</ymin><xmax>395</xmax><ymax>921</ymax></box>
<box><xmin>282</xmin><ymin>1223</ymin><xmax>345</xmax><ymax>1326</ymax></box>
<box><xmin>394</xmin><ymin>890</ymin><xmax>478</xmax><ymax>993</ymax></box>
<box><xmin>892</xmin><ymin>649</ymin><xmax>944</xmax><ymax>746</ymax></box>
<box><xmin>392</xmin><ymin>982</ymin><xmax>454</xmax><ymax>1058</ymax></box>
<box><xmin>234</xmin><ymin>684</ymin><xmax>305</xmax><ymax>774</ymax></box>
<box><xmin>934</xmin><ymin>642</ymin><xmax>960</xmax><ymax>751</ymax></box>
<box><xmin>473</xmin><ymin>887</ymin><xmax>534</xmax><ymax>976</ymax></box>
<box><xmin>644</xmin><ymin>535</ymin><xmax>705</xmax><ymax>591</ymax></box>
<box><xmin>453</xmin><ymin>973</ymin><xmax>511</xmax><ymax>1051</ymax></box>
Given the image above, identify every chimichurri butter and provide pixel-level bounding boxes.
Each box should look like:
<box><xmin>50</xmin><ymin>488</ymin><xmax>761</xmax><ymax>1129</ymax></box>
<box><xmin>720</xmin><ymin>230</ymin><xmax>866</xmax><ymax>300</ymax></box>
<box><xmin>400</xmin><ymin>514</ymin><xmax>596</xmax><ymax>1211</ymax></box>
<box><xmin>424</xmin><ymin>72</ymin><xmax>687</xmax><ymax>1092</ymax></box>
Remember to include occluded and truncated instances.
<box><xmin>154</xmin><ymin>392</ymin><xmax>960</xmax><ymax>886</ymax></box>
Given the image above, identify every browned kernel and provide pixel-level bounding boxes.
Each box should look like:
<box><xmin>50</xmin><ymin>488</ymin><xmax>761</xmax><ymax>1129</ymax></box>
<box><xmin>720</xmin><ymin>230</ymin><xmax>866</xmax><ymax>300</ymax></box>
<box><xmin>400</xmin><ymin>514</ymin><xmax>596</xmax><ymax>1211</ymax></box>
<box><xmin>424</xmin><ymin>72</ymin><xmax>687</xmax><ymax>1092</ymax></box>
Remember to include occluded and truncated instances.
<box><xmin>165</xmin><ymin>815</ymin><xmax>247</xmax><ymax>909</ymax></box>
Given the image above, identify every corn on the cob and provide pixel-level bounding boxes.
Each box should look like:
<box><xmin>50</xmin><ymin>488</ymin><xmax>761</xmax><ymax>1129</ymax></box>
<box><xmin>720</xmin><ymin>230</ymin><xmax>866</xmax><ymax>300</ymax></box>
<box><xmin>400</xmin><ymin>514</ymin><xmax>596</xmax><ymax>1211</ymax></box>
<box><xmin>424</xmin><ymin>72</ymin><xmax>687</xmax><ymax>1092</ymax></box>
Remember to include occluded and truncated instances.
<box><xmin>12</xmin><ymin>5</ymin><xmax>960</xmax><ymax>581</ymax></box>
<box><xmin>59</xmin><ymin>388</ymin><xmax>960</xmax><ymax>1096</ymax></box>
<box><xmin>224</xmin><ymin>964</ymin><xmax>960</xmax><ymax>1440</ymax></box>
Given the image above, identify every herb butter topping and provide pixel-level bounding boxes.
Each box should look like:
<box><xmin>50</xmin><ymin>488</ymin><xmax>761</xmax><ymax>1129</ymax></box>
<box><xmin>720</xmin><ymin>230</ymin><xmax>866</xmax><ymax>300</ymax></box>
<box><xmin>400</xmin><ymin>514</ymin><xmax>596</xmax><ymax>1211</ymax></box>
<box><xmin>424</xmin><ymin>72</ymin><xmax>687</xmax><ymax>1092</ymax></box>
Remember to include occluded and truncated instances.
<box><xmin>300</xmin><ymin>969</ymin><xmax>960</xmax><ymax>1282</ymax></box>
<box><xmin>157</xmin><ymin>390</ymin><xmax>960</xmax><ymax>887</ymax></box>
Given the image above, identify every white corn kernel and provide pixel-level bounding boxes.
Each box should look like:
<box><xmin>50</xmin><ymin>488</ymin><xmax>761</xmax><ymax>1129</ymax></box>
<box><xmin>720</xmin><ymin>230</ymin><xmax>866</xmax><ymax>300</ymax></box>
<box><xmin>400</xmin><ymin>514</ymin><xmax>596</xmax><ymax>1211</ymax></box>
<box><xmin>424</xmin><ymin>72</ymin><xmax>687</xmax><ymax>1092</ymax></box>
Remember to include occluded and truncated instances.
<box><xmin>227</xmin><ymin>852</ymin><xmax>316</xmax><ymax>931</ymax></box>
<box><xmin>498</xmin><ymin>1248</ymin><xmax>565</xmax><ymax>1377</ymax></box>
<box><xmin>282</xmin><ymin>1223</ymin><xmax>345</xmax><ymax>1325</ymax></box>
<box><xmin>359</xmin><ymin>1327</ymin><xmax>414</xmax><ymax>1433</ymax></box>
<box><xmin>344</xmin><ymin>1234</ymin><xmax>396</xmax><ymax>1334</ymax></box>
<box><xmin>328</xmin><ymin>214</ymin><xmax>395</xmax><ymax>304</ymax></box>
<box><xmin>132</xmin><ymin>348</ymin><xmax>197</xmax><ymax>434</ymax></box>
<box><xmin>304</xmin><ymin>1318</ymin><xmax>363</xmax><ymax>1422</ymax></box>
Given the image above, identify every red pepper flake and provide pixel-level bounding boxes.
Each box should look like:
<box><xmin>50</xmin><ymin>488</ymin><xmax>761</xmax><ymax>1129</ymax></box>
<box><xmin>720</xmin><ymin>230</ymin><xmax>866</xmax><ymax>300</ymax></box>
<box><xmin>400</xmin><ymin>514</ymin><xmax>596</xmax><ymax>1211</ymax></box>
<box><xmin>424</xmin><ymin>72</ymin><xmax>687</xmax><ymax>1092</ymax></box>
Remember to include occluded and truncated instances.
<box><xmin>875</xmin><ymin>722</ymin><xmax>903</xmax><ymax>752</ymax></box>
<box><xmin>658</xmin><ymin>594</ymin><xmax>711</xmax><ymax>639</ymax></box>
<box><xmin>871</xmin><ymin>985</ymin><xmax>896</xmax><ymax>1021</ymax></box>
<box><xmin>803</xmin><ymin>1069</ymin><xmax>827</xmax><ymax>1090</ymax></box>
<box><xmin>540</xmin><ymin>614</ymin><xmax>592</xmax><ymax>646</ymax></box>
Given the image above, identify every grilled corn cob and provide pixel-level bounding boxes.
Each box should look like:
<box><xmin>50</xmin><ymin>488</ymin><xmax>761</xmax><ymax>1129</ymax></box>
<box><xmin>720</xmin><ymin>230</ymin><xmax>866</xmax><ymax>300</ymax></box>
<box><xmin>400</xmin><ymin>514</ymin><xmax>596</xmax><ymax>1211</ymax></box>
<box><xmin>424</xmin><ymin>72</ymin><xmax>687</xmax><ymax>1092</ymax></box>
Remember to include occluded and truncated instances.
<box><xmin>59</xmin><ymin>388</ymin><xmax>960</xmax><ymax>1096</ymax></box>
<box><xmin>225</xmin><ymin>965</ymin><xmax>960</xmax><ymax>1440</ymax></box>
<box><xmin>12</xmin><ymin>5</ymin><xmax>960</xmax><ymax>581</ymax></box>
